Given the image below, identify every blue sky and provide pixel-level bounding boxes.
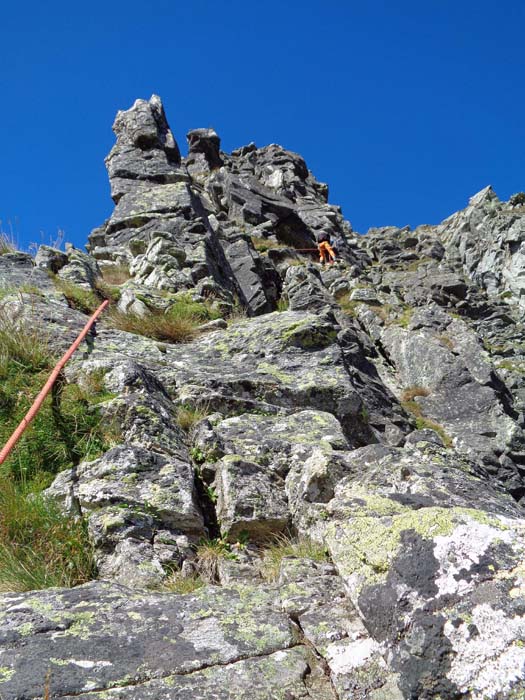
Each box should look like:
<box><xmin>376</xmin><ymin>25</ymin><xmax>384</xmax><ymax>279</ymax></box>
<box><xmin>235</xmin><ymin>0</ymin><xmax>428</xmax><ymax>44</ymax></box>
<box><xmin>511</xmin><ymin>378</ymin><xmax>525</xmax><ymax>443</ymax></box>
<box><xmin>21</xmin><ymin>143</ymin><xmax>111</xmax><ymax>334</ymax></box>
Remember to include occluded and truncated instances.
<box><xmin>1</xmin><ymin>0</ymin><xmax>524</xmax><ymax>249</ymax></box>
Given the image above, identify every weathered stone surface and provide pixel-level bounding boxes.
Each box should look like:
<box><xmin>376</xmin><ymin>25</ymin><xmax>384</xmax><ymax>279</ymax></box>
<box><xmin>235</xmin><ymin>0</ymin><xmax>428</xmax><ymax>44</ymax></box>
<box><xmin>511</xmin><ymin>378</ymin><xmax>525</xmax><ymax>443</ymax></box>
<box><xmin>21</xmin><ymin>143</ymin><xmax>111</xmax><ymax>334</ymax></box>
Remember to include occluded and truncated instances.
<box><xmin>5</xmin><ymin>99</ymin><xmax>525</xmax><ymax>699</ymax></box>
<box><xmin>34</xmin><ymin>244</ymin><xmax>68</xmax><ymax>273</ymax></box>
<box><xmin>439</xmin><ymin>186</ymin><xmax>525</xmax><ymax>307</ymax></box>
<box><xmin>325</xmin><ymin>442</ymin><xmax>525</xmax><ymax>700</ymax></box>
<box><xmin>0</xmin><ymin>581</ymin><xmax>301</xmax><ymax>699</ymax></box>
<box><xmin>105</xmin><ymin>94</ymin><xmax>183</xmax><ymax>203</ymax></box>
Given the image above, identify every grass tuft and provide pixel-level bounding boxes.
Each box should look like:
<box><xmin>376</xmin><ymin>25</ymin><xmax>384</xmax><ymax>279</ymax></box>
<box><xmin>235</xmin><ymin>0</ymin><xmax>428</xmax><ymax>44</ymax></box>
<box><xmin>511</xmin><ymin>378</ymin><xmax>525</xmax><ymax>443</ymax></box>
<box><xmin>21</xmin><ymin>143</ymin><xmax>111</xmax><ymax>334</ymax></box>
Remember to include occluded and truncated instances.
<box><xmin>250</xmin><ymin>237</ymin><xmax>287</xmax><ymax>254</ymax></box>
<box><xmin>108</xmin><ymin>309</ymin><xmax>201</xmax><ymax>344</ymax></box>
<box><xmin>53</xmin><ymin>278</ymin><xmax>100</xmax><ymax>314</ymax></box>
<box><xmin>100</xmin><ymin>264</ymin><xmax>131</xmax><ymax>286</ymax></box>
<box><xmin>401</xmin><ymin>386</ymin><xmax>430</xmax><ymax>403</ymax></box>
<box><xmin>176</xmin><ymin>403</ymin><xmax>210</xmax><ymax>431</ymax></box>
<box><xmin>260</xmin><ymin>534</ymin><xmax>328</xmax><ymax>582</ymax></box>
<box><xmin>0</xmin><ymin>316</ymin><xmax>118</xmax><ymax>484</ymax></box>
<box><xmin>0</xmin><ymin>478</ymin><xmax>95</xmax><ymax>592</ymax></box>
<box><xmin>162</xmin><ymin>571</ymin><xmax>204</xmax><ymax>594</ymax></box>
<box><xmin>0</xmin><ymin>233</ymin><xmax>16</xmax><ymax>255</ymax></box>
<box><xmin>196</xmin><ymin>538</ymin><xmax>236</xmax><ymax>583</ymax></box>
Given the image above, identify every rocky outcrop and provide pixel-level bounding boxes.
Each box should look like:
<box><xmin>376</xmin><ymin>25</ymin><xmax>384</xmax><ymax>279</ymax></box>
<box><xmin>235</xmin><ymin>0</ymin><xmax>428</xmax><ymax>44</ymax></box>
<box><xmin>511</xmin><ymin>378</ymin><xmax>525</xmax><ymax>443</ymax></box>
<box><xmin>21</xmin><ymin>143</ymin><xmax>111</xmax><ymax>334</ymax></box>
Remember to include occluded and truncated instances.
<box><xmin>2</xmin><ymin>97</ymin><xmax>525</xmax><ymax>699</ymax></box>
<box><xmin>439</xmin><ymin>186</ymin><xmax>525</xmax><ymax>306</ymax></box>
<box><xmin>87</xmin><ymin>95</ymin><xmax>367</xmax><ymax>314</ymax></box>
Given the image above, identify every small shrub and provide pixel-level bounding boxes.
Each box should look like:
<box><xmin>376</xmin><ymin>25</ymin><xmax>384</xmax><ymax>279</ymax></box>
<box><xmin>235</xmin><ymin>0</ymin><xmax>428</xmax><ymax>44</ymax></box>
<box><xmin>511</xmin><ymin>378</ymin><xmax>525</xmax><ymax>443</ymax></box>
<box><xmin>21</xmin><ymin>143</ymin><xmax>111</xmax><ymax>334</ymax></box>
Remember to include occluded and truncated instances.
<box><xmin>276</xmin><ymin>298</ymin><xmax>289</xmax><ymax>312</ymax></box>
<box><xmin>0</xmin><ymin>478</ymin><xmax>96</xmax><ymax>592</ymax></box>
<box><xmin>162</xmin><ymin>571</ymin><xmax>204</xmax><ymax>594</ymax></box>
<box><xmin>260</xmin><ymin>534</ymin><xmax>328</xmax><ymax>583</ymax></box>
<box><xmin>176</xmin><ymin>404</ymin><xmax>210</xmax><ymax>431</ymax></box>
<box><xmin>401</xmin><ymin>386</ymin><xmax>430</xmax><ymax>403</ymax></box>
<box><xmin>509</xmin><ymin>192</ymin><xmax>525</xmax><ymax>207</ymax></box>
<box><xmin>108</xmin><ymin>309</ymin><xmax>201</xmax><ymax>344</ymax></box>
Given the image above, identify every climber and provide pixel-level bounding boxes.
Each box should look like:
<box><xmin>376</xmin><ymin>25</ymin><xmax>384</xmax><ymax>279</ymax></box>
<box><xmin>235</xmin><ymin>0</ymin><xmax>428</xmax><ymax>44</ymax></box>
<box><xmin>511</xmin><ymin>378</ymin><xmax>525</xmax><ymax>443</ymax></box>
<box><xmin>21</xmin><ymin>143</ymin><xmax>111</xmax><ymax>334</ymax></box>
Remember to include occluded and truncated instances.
<box><xmin>317</xmin><ymin>231</ymin><xmax>336</xmax><ymax>265</ymax></box>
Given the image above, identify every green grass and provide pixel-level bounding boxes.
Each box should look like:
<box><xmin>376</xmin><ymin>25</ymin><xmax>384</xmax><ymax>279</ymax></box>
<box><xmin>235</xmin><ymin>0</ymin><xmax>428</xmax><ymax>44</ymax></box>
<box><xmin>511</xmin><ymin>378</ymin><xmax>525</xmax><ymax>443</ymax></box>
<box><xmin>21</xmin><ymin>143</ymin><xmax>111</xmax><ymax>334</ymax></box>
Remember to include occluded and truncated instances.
<box><xmin>401</xmin><ymin>397</ymin><xmax>453</xmax><ymax>448</ymax></box>
<box><xmin>0</xmin><ymin>317</ymin><xmax>115</xmax><ymax>592</ymax></box>
<box><xmin>395</xmin><ymin>306</ymin><xmax>414</xmax><ymax>328</ymax></box>
<box><xmin>53</xmin><ymin>278</ymin><xmax>100</xmax><ymax>314</ymax></box>
<box><xmin>0</xmin><ymin>478</ymin><xmax>96</xmax><ymax>592</ymax></box>
<box><xmin>276</xmin><ymin>298</ymin><xmax>289</xmax><ymax>312</ymax></box>
<box><xmin>166</xmin><ymin>294</ymin><xmax>222</xmax><ymax>322</ymax></box>
<box><xmin>260</xmin><ymin>535</ymin><xmax>328</xmax><ymax>582</ymax></box>
<box><xmin>0</xmin><ymin>315</ymin><xmax>118</xmax><ymax>485</ymax></box>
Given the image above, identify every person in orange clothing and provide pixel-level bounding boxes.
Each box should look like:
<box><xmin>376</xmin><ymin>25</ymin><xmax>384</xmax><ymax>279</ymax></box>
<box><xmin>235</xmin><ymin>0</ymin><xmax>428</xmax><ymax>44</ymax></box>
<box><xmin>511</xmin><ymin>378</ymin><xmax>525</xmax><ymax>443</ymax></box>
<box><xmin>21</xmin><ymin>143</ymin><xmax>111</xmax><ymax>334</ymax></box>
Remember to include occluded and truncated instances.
<box><xmin>317</xmin><ymin>231</ymin><xmax>336</xmax><ymax>264</ymax></box>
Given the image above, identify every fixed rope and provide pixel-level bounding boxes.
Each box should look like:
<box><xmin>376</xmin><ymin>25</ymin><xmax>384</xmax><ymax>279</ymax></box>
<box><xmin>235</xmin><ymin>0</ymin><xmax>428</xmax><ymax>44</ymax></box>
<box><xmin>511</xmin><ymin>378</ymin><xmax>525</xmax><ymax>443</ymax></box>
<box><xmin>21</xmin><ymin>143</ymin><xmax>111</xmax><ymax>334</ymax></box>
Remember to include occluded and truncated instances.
<box><xmin>0</xmin><ymin>299</ymin><xmax>110</xmax><ymax>466</ymax></box>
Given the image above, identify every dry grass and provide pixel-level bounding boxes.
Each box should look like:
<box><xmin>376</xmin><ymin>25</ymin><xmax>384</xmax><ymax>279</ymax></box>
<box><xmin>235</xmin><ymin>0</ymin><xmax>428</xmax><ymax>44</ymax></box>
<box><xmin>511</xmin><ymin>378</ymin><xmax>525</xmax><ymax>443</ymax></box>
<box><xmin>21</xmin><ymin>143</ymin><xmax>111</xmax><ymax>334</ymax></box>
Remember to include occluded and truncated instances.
<box><xmin>436</xmin><ymin>334</ymin><xmax>455</xmax><ymax>351</ymax></box>
<box><xmin>195</xmin><ymin>538</ymin><xmax>235</xmax><ymax>583</ymax></box>
<box><xmin>401</xmin><ymin>386</ymin><xmax>430</xmax><ymax>403</ymax></box>
<box><xmin>108</xmin><ymin>309</ymin><xmax>201</xmax><ymax>344</ymax></box>
<box><xmin>250</xmin><ymin>237</ymin><xmax>287</xmax><ymax>254</ymax></box>
<box><xmin>176</xmin><ymin>404</ymin><xmax>211</xmax><ymax>431</ymax></box>
<box><xmin>162</xmin><ymin>571</ymin><xmax>204</xmax><ymax>594</ymax></box>
<box><xmin>0</xmin><ymin>233</ymin><xmax>16</xmax><ymax>255</ymax></box>
<box><xmin>260</xmin><ymin>534</ymin><xmax>328</xmax><ymax>582</ymax></box>
<box><xmin>100</xmin><ymin>264</ymin><xmax>131</xmax><ymax>285</ymax></box>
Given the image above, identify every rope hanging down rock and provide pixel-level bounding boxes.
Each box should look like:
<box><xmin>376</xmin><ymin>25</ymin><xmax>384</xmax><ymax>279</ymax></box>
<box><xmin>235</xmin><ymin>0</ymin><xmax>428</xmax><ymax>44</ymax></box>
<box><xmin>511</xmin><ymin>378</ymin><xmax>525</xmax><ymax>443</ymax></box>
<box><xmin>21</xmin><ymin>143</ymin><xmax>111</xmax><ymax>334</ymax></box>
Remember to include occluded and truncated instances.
<box><xmin>0</xmin><ymin>299</ymin><xmax>109</xmax><ymax>466</ymax></box>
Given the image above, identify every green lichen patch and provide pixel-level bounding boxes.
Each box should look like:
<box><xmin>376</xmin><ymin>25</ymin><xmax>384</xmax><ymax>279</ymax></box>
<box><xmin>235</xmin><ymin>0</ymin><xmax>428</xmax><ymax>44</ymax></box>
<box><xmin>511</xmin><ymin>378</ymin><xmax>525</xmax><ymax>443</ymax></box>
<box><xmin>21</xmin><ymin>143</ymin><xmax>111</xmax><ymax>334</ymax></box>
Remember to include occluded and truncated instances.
<box><xmin>0</xmin><ymin>666</ymin><xmax>14</xmax><ymax>682</ymax></box>
<box><xmin>327</xmin><ymin>499</ymin><xmax>509</xmax><ymax>589</ymax></box>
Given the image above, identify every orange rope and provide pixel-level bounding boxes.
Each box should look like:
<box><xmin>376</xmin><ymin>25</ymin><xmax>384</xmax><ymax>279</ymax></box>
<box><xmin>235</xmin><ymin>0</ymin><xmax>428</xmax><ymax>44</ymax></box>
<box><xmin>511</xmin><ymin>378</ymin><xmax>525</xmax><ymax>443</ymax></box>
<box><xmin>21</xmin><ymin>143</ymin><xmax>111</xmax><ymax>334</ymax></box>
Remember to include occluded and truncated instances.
<box><xmin>0</xmin><ymin>299</ymin><xmax>110</xmax><ymax>466</ymax></box>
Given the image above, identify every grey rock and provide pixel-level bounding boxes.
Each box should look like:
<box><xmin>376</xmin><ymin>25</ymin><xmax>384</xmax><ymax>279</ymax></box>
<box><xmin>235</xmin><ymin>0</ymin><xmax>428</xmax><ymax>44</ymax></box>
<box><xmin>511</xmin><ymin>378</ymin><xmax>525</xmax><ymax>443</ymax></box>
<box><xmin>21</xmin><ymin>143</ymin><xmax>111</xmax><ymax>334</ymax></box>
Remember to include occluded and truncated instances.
<box><xmin>0</xmin><ymin>581</ymin><xmax>301</xmax><ymax>699</ymax></box>
<box><xmin>34</xmin><ymin>244</ymin><xmax>68</xmax><ymax>273</ymax></box>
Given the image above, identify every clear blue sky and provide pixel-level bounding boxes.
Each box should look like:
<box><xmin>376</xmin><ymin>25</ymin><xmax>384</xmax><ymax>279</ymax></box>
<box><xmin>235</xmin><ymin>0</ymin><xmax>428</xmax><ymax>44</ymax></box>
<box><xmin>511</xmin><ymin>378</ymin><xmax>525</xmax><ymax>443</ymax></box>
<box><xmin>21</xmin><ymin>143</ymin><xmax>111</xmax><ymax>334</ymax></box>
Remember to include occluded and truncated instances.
<box><xmin>1</xmin><ymin>0</ymin><xmax>524</xmax><ymax>249</ymax></box>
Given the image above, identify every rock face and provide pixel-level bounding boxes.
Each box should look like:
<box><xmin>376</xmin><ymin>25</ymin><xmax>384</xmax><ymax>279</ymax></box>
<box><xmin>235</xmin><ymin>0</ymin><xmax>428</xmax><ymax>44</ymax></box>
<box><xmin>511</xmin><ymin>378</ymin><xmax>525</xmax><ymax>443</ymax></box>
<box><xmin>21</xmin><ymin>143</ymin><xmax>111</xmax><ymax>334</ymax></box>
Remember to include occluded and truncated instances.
<box><xmin>2</xmin><ymin>96</ymin><xmax>525</xmax><ymax>698</ymax></box>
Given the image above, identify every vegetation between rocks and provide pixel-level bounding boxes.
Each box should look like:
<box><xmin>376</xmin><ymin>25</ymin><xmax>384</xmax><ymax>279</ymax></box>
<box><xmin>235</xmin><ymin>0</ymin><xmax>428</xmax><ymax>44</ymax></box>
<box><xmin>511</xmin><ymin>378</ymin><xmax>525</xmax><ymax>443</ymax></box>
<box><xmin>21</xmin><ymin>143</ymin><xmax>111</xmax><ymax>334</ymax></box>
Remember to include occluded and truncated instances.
<box><xmin>260</xmin><ymin>534</ymin><xmax>329</xmax><ymax>582</ymax></box>
<box><xmin>400</xmin><ymin>391</ymin><xmax>453</xmax><ymax>448</ymax></box>
<box><xmin>0</xmin><ymin>317</ymin><xmax>115</xmax><ymax>592</ymax></box>
<box><xmin>99</xmin><ymin>263</ymin><xmax>131</xmax><ymax>285</ymax></box>
<box><xmin>0</xmin><ymin>478</ymin><xmax>96</xmax><ymax>592</ymax></box>
<box><xmin>108</xmin><ymin>308</ymin><xmax>202</xmax><ymax>344</ymax></box>
<box><xmin>176</xmin><ymin>403</ymin><xmax>211</xmax><ymax>431</ymax></box>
